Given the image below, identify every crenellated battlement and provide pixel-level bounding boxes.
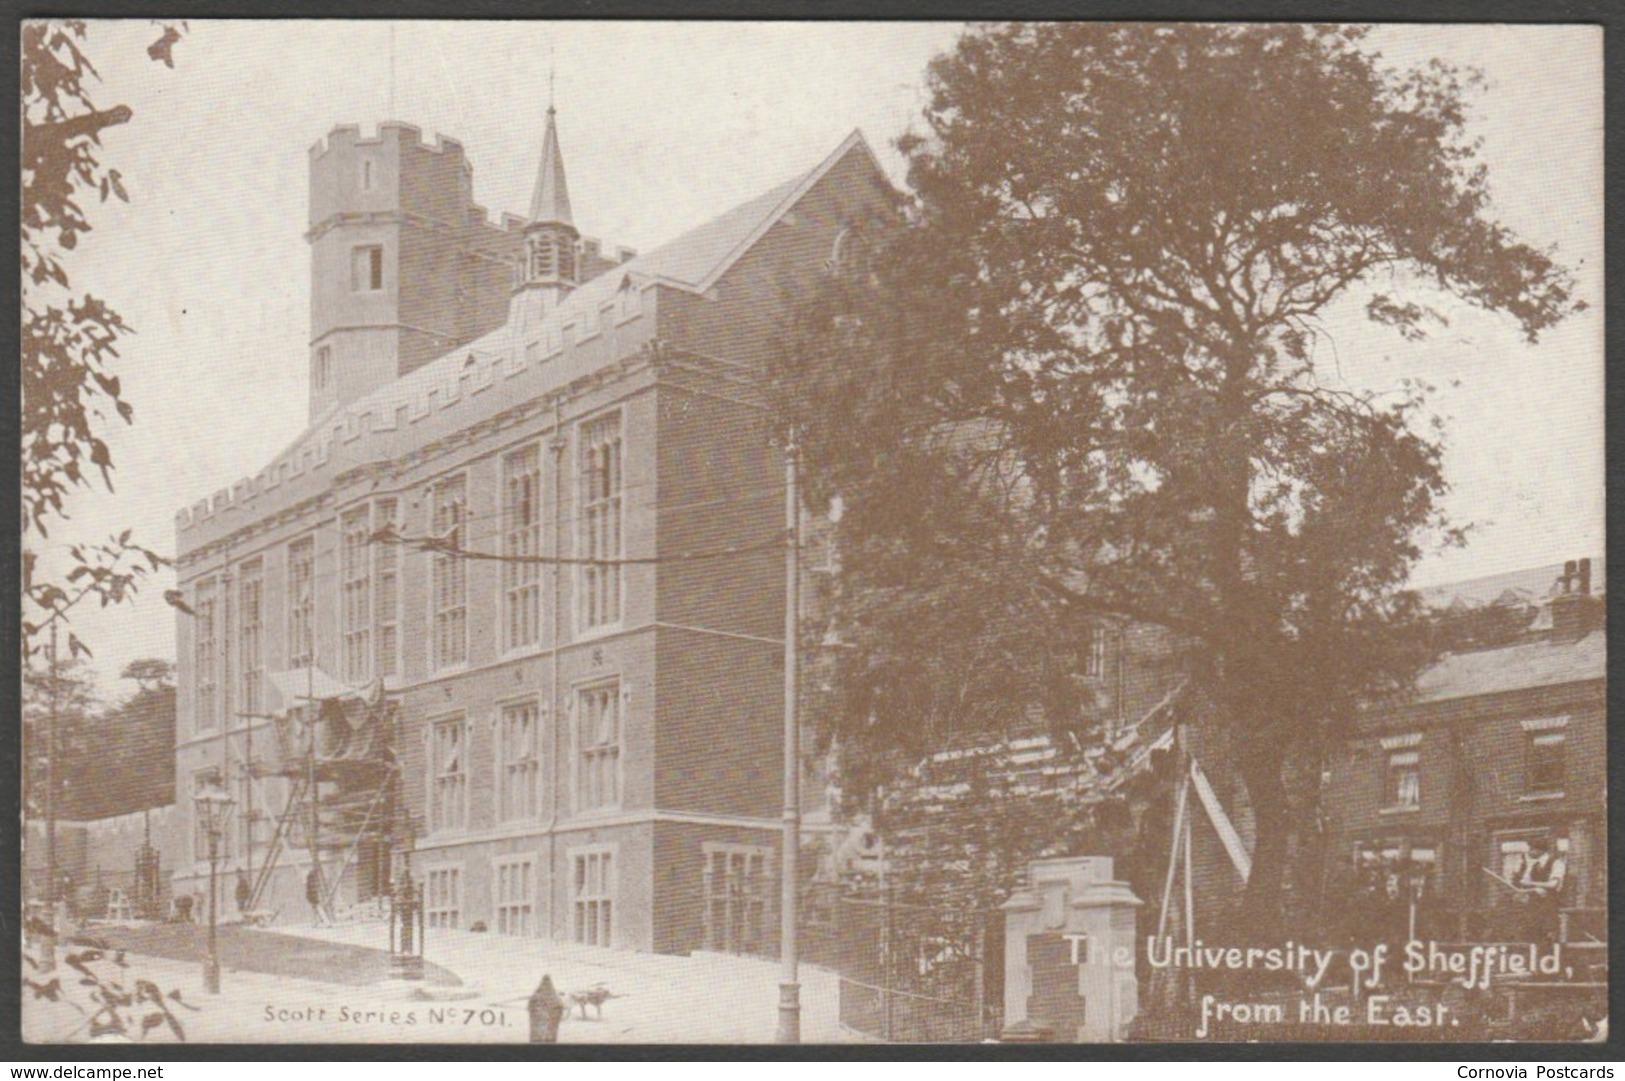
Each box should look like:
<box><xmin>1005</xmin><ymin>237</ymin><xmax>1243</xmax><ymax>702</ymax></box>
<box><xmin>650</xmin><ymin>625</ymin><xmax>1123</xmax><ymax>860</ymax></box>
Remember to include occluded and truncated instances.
<box><xmin>308</xmin><ymin>121</ymin><xmax>469</xmax><ymax>165</ymax></box>
<box><xmin>176</xmin><ymin>275</ymin><xmax>660</xmax><ymax>541</ymax></box>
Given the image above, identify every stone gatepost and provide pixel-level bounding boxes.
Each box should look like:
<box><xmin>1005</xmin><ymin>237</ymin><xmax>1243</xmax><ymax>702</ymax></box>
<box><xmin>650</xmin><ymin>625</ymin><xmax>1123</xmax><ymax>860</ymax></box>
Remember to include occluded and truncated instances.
<box><xmin>1001</xmin><ymin>856</ymin><xmax>1143</xmax><ymax>1042</ymax></box>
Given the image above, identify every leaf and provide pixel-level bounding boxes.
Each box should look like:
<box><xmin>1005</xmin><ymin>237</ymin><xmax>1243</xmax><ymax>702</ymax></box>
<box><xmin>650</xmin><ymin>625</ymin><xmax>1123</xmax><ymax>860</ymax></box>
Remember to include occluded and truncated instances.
<box><xmin>27</xmin><ymin>977</ymin><xmax>62</xmax><ymax>1001</ymax></box>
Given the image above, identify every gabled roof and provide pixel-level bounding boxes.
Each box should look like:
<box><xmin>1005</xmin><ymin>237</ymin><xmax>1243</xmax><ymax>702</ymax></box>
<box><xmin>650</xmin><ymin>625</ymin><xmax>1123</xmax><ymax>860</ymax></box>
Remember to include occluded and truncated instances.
<box><xmin>1418</xmin><ymin>558</ymin><xmax>1605</xmax><ymax>611</ymax></box>
<box><xmin>259</xmin><ymin>129</ymin><xmax>887</xmax><ymax>478</ymax></box>
<box><xmin>629</xmin><ymin>128</ymin><xmax>882</xmax><ymax>293</ymax></box>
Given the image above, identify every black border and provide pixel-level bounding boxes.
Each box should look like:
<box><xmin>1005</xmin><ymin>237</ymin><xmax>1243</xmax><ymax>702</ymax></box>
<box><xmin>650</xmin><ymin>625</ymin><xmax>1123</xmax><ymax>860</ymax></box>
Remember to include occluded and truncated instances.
<box><xmin>2</xmin><ymin>1</ymin><xmax>1620</xmax><ymax>1063</ymax></box>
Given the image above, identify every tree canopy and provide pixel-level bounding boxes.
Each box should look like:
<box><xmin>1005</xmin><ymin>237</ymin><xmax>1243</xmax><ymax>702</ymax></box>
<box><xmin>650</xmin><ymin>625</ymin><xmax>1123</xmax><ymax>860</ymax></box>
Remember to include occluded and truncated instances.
<box><xmin>21</xmin><ymin>20</ymin><xmax>182</xmax><ymax>657</ymax></box>
<box><xmin>777</xmin><ymin>24</ymin><xmax>1582</xmax><ymax>927</ymax></box>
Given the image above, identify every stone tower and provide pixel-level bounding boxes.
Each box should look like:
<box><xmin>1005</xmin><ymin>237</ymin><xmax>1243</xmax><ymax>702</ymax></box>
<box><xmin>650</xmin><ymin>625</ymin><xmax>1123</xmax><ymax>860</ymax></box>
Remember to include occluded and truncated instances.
<box><xmin>305</xmin><ymin>122</ymin><xmax>519</xmax><ymax>420</ymax></box>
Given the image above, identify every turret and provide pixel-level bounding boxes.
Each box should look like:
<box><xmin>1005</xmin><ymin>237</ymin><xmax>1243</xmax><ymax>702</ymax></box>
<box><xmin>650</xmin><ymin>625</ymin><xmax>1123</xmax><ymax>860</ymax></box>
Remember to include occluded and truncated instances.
<box><xmin>514</xmin><ymin>107</ymin><xmax>580</xmax><ymax>316</ymax></box>
<box><xmin>306</xmin><ymin>123</ymin><xmax>519</xmax><ymax>420</ymax></box>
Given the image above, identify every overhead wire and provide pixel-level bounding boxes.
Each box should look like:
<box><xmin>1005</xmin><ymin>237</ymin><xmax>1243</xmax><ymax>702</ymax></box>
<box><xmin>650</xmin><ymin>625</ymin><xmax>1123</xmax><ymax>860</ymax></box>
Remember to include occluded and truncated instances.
<box><xmin>367</xmin><ymin>524</ymin><xmax>788</xmax><ymax>567</ymax></box>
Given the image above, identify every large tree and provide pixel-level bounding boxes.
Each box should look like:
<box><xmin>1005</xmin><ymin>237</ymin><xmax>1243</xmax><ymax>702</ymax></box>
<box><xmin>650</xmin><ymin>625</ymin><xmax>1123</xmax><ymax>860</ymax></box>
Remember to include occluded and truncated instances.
<box><xmin>21</xmin><ymin>20</ymin><xmax>182</xmax><ymax>658</ymax></box>
<box><xmin>22</xmin><ymin>655</ymin><xmax>100</xmax><ymax>821</ymax></box>
<box><xmin>778</xmin><ymin>24</ymin><xmax>1581</xmax><ymax>930</ymax></box>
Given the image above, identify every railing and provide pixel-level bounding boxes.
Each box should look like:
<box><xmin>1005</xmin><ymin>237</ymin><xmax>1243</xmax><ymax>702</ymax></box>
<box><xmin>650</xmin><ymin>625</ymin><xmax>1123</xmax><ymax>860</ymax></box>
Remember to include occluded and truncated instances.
<box><xmin>838</xmin><ymin>976</ymin><xmax>999</xmax><ymax>1043</ymax></box>
<box><xmin>806</xmin><ymin>891</ymin><xmax>1003</xmax><ymax>1043</ymax></box>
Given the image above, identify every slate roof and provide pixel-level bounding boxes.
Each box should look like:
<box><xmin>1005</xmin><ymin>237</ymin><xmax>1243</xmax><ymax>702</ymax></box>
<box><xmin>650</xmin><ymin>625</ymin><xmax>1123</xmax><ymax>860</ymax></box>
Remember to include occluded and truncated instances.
<box><xmin>260</xmin><ymin>129</ymin><xmax>879</xmax><ymax>474</ymax></box>
<box><xmin>1412</xmin><ymin>629</ymin><xmax>1605</xmax><ymax>703</ymax></box>
<box><xmin>1418</xmin><ymin>558</ymin><xmax>1605</xmax><ymax>611</ymax></box>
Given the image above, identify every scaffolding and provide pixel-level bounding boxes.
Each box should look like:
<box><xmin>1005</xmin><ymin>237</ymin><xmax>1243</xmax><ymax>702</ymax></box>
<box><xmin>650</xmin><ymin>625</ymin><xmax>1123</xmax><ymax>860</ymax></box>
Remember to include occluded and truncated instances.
<box><xmin>244</xmin><ymin>672</ymin><xmax>399</xmax><ymax>921</ymax></box>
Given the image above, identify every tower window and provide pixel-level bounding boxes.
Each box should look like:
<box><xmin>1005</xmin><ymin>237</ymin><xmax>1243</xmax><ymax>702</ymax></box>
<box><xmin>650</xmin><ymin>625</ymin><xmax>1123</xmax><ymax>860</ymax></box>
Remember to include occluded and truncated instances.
<box><xmin>315</xmin><ymin>346</ymin><xmax>332</xmax><ymax>389</ymax></box>
<box><xmin>352</xmin><ymin>245</ymin><xmax>384</xmax><ymax>292</ymax></box>
<box><xmin>359</xmin><ymin>158</ymin><xmax>374</xmax><ymax>192</ymax></box>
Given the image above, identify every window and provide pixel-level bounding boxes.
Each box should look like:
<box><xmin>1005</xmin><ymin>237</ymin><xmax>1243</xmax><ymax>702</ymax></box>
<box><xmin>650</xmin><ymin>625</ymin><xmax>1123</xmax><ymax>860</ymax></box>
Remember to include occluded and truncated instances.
<box><xmin>493</xmin><ymin>856</ymin><xmax>535</xmax><ymax>936</ymax></box>
<box><xmin>193</xmin><ymin>578</ymin><xmax>218</xmax><ymax>731</ymax></box>
<box><xmin>238</xmin><ymin>559</ymin><xmax>264</xmax><ymax>716</ymax></box>
<box><xmin>340</xmin><ymin>507</ymin><xmax>373</xmax><ymax>683</ymax></box>
<box><xmin>503</xmin><ymin>446</ymin><xmax>542</xmax><ymax>651</ymax></box>
<box><xmin>1495</xmin><ymin>831</ymin><xmax>1568</xmax><ymax>895</ymax></box>
<box><xmin>1353</xmin><ymin>839</ymin><xmax>1439</xmax><ymax>902</ymax></box>
<box><xmin>703</xmin><ymin>844</ymin><xmax>773</xmax><ymax>956</ymax></box>
<box><xmin>1385</xmin><ymin>750</ymin><xmax>1421</xmax><ymax>810</ymax></box>
<box><xmin>431</xmin><ymin>476</ymin><xmax>468</xmax><ymax>669</ymax></box>
<box><xmin>577</xmin><ymin>682</ymin><xmax>621</xmax><ymax>811</ymax></box>
<box><xmin>374</xmin><ymin>498</ymin><xmax>400</xmax><ymax>678</ymax></box>
<box><xmin>573</xmin><ymin>849</ymin><xmax>614</xmax><ymax>946</ymax></box>
<box><xmin>314</xmin><ymin>346</ymin><xmax>332</xmax><ymax>390</ymax></box>
<box><xmin>526</xmin><ymin>234</ymin><xmax>558</xmax><ymax>282</ymax></box>
<box><xmin>430</xmin><ymin>716</ymin><xmax>467</xmax><ymax>833</ymax></box>
<box><xmin>1082</xmin><ymin>624</ymin><xmax>1107</xmax><ymax>681</ymax></box>
<box><xmin>499</xmin><ymin>700</ymin><xmax>541</xmax><ymax>821</ymax></box>
<box><xmin>1527</xmin><ymin>732</ymin><xmax>1566</xmax><ymax>795</ymax></box>
<box><xmin>352</xmin><ymin>245</ymin><xmax>383</xmax><ymax>292</ymax></box>
<box><xmin>579</xmin><ymin>412</ymin><xmax>623</xmax><ymax>630</ymax></box>
<box><xmin>287</xmin><ymin>537</ymin><xmax>316</xmax><ymax>669</ymax></box>
<box><xmin>359</xmin><ymin>158</ymin><xmax>373</xmax><ymax>192</ymax></box>
<box><xmin>425</xmin><ymin>866</ymin><xmax>462</xmax><ymax>930</ymax></box>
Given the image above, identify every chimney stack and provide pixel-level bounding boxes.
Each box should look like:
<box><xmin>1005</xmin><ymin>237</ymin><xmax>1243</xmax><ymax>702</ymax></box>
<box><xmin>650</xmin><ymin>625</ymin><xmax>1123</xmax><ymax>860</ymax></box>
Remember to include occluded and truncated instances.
<box><xmin>1550</xmin><ymin>557</ymin><xmax>1594</xmax><ymax>639</ymax></box>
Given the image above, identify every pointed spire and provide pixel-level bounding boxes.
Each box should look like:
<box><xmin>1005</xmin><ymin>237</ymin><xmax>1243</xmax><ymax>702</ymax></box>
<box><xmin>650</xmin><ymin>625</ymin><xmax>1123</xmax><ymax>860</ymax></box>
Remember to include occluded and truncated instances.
<box><xmin>527</xmin><ymin>104</ymin><xmax>573</xmax><ymax>227</ymax></box>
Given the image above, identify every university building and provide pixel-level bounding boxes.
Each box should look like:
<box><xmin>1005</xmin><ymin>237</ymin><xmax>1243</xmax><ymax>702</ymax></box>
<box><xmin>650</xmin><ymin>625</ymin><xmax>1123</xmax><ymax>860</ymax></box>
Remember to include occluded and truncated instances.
<box><xmin>171</xmin><ymin>110</ymin><xmax>892</xmax><ymax>954</ymax></box>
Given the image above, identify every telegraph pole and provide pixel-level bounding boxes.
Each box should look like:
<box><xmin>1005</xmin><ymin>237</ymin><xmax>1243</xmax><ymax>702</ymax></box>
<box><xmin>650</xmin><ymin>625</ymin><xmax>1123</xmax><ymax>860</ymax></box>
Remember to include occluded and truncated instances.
<box><xmin>777</xmin><ymin>435</ymin><xmax>802</xmax><ymax>1044</ymax></box>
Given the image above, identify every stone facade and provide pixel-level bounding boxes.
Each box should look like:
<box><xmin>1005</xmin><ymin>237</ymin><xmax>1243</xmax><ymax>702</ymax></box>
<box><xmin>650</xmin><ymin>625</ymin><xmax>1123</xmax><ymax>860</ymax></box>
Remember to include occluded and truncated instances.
<box><xmin>172</xmin><ymin>118</ymin><xmax>893</xmax><ymax>953</ymax></box>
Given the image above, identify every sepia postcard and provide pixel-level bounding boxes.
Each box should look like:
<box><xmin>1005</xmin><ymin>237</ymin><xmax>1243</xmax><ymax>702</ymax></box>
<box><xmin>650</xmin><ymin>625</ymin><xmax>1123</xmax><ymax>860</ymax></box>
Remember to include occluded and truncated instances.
<box><xmin>18</xmin><ymin>20</ymin><xmax>1604</xmax><ymax>1048</ymax></box>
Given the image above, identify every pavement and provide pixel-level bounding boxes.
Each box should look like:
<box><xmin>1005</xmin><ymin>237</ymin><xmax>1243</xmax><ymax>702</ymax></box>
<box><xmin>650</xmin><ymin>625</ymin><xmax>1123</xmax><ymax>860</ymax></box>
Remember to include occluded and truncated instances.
<box><xmin>57</xmin><ymin>923</ymin><xmax>462</xmax><ymax>987</ymax></box>
<box><xmin>21</xmin><ymin>921</ymin><xmax>849</xmax><ymax>1045</ymax></box>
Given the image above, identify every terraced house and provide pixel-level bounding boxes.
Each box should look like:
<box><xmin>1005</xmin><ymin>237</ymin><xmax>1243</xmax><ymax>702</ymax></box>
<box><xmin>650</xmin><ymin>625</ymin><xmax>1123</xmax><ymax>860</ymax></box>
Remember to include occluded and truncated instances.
<box><xmin>171</xmin><ymin>108</ymin><xmax>891</xmax><ymax>954</ymax></box>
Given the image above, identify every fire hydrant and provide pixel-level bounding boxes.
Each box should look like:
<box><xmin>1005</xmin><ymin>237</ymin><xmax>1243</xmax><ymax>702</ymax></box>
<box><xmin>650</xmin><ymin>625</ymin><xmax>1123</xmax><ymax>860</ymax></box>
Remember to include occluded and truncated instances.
<box><xmin>528</xmin><ymin>974</ymin><xmax>565</xmax><ymax>1043</ymax></box>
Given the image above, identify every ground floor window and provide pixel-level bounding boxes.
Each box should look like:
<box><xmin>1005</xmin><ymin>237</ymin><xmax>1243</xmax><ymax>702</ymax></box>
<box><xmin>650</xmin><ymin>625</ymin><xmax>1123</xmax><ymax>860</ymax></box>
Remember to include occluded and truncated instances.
<box><xmin>573</xmin><ymin>848</ymin><xmax>615</xmax><ymax>947</ymax></box>
<box><xmin>1352</xmin><ymin>837</ymin><xmax>1441</xmax><ymax>903</ymax></box>
<box><xmin>494</xmin><ymin>856</ymin><xmax>535</xmax><ymax>937</ymax></box>
<box><xmin>702</xmin><ymin>843</ymin><xmax>773</xmax><ymax>956</ymax></box>
<box><xmin>1493</xmin><ymin>828</ymin><xmax>1569</xmax><ymax>896</ymax></box>
<box><xmin>426</xmin><ymin>865</ymin><xmax>462</xmax><ymax>930</ymax></box>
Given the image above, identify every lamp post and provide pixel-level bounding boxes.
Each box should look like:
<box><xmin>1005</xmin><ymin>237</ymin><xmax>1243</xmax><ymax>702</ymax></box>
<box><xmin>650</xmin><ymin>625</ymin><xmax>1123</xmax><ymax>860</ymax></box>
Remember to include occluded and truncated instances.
<box><xmin>194</xmin><ymin>780</ymin><xmax>235</xmax><ymax>994</ymax></box>
<box><xmin>777</xmin><ymin>435</ymin><xmax>802</xmax><ymax>1044</ymax></box>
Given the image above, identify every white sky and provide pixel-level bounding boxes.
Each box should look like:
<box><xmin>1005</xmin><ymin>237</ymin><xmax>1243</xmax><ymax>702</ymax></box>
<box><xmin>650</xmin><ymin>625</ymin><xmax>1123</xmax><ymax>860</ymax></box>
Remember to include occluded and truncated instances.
<box><xmin>41</xmin><ymin>21</ymin><xmax>1603</xmax><ymax>698</ymax></box>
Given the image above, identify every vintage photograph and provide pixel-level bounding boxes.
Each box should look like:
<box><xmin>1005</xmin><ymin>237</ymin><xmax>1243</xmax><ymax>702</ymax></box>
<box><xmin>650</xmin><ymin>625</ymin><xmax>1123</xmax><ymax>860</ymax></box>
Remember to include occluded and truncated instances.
<box><xmin>19</xmin><ymin>21</ymin><xmax>1603</xmax><ymax>1046</ymax></box>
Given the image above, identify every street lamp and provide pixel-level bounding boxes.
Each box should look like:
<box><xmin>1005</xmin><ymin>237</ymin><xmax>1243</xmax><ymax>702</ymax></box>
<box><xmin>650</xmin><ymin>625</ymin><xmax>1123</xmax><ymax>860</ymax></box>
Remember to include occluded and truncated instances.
<box><xmin>778</xmin><ymin>435</ymin><xmax>802</xmax><ymax>1044</ymax></box>
<box><xmin>193</xmin><ymin>780</ymin><xmax>235</xmax><ymax>994</ymax></box>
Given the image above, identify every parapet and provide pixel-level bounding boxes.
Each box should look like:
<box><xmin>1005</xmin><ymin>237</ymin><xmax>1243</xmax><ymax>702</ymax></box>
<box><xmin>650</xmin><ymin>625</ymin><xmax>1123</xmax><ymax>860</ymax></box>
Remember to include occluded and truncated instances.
<box><xmin>309</xmin><ymin>121</ymin><xmax>469</xmax><ymax>164</ymax></box>
<box><xmin>177</xmin><ymin>274</ymin><xmax>663</xmax><ymax>544</ymax></box>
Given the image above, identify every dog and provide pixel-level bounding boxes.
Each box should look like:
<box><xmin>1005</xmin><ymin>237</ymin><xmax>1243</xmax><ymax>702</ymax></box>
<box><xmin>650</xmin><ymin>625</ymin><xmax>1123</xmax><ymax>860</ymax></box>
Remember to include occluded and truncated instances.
<box><xmin>566</xmin><ymin>984</ymin><xmax>618</xmax><ymax>1020</ymax></box>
